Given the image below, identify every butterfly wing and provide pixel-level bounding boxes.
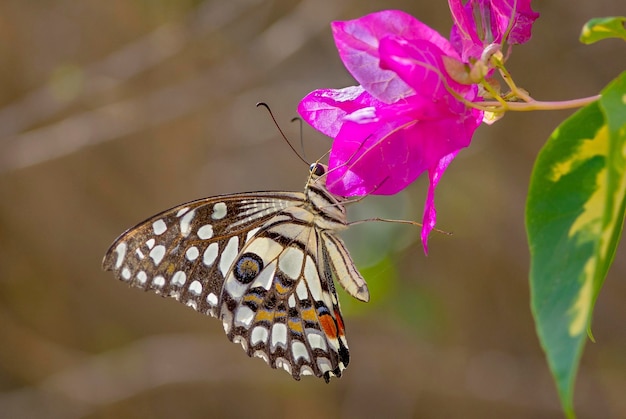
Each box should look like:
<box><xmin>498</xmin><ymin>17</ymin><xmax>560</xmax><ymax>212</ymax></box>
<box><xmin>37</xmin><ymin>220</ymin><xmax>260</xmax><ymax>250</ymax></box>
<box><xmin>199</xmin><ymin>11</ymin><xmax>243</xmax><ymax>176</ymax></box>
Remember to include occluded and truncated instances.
<box><xmin>102</xmin><ymin>191</ymin><xmax>352</xmax><ymax>381</ymax></box>
<box><xmin>102</xmin><ymin>192</ymin><xmax>306</xmax><ymax>316</ymax></box>
<box><xmin>221</xmin><ymin>219</ymin><xmax>350</xmax><ymax>382</ymax></box>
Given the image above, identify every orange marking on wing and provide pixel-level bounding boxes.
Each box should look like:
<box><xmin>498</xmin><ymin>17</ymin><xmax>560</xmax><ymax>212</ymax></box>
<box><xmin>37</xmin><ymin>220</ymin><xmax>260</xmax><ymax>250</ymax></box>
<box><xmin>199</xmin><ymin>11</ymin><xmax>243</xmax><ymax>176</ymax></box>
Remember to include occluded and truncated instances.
<box><xmin>243</xmin><ymin>293</ymin><xmax>263</xmax><ymax>305</ymax></box>
<box><xmin>275</xmin><ymin>282</ymin><xmax>290</xmax><ymax>295</ymax></box>
<box><xmin>300</xmin><ymin>307</ymin><xmax>317</xmax><ymax>322</ymax></box>
<box><xmin>274</xmin><ymin>309</ymin><xmax>287</xmax><ymax>321</ymax></box>
<box><xmin>334</xmin><ymin>309</ymin><xmax>346</xmax><ymax>336</ymax></box>
<box><xmin>288</xmin><ymin>318</ymin><xmax>304</xmax><ymax>334</ymax></box>
<box><xmin>255</xmin><ymin>309</ymin><xmax>274</xmax><ymax>323</ymax></box>
<box><xmin>166</xmin><ymin>263</ymin><xmax>176</xmax><ymax>275</ymax></box>
<box><xmin>319</xmin><ymin>314</ymin><xmax>338</xmax><ymax>340</ymax></box>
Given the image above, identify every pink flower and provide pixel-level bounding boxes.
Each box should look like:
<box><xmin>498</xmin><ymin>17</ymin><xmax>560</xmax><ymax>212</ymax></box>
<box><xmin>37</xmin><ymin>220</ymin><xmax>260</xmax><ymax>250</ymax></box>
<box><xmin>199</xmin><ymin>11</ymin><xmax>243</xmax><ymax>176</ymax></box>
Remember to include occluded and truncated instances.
<box><xmin>298</xmin><ymin>10</ymin><xmax>483</xmax><ymax>251</ymax></box>
<box><xmin>449</xmin><ymin>0</ymin><xmax>539</xmax><ymax>62</ymax></box>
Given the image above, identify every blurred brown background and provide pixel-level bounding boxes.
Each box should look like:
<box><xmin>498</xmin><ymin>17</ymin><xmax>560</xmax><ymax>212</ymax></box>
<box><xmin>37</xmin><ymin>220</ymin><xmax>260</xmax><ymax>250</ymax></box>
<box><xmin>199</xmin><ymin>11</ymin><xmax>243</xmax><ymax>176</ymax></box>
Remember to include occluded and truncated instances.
<box><xmin>0</xmin><ymin>1</ymin><xmax>625</xmax><ymax>418</ymax></box>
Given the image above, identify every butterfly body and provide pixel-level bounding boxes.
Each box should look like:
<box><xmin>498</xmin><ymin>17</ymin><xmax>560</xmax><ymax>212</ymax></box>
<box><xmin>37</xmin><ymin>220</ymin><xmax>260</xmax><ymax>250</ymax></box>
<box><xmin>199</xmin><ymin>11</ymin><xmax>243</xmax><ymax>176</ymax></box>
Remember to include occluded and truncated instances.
<box><xmin>102</xmin><ymin>164</ymin><xmax>368</xmax><ymax>382</ymax></box>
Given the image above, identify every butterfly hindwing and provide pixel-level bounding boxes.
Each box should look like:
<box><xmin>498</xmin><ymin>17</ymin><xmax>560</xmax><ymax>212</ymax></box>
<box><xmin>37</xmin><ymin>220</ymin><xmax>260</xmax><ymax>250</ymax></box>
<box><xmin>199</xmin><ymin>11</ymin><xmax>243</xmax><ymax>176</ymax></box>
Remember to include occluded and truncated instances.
<box><xmin>220</xmin><ymin>219</ymin><xmax>349</xmax><ymax>381</ymax></box>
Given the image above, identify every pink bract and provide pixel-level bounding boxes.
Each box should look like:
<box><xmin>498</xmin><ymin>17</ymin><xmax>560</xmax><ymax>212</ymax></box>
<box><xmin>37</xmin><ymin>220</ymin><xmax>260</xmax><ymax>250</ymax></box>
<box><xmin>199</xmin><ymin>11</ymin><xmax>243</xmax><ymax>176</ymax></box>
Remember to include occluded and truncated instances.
<box><xmin>298</xmin><ymin>10</ymin><xmax>487</xmax><ymax>251</ymax></box>
<box><xmin>449</xmin><ymin>0</ymin><xmax>539</xmax><ymax>62</ymax></box>
<box><xmin>331</xmin><ymin>9</ymin><xmax>458</xmax><ymax>103</ymax></box>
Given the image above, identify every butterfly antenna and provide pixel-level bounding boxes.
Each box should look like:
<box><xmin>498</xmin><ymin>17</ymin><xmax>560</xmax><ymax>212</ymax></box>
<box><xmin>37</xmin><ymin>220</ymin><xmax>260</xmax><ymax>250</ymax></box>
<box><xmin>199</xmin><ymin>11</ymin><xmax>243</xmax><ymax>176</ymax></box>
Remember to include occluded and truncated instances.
<box><xmin>256</xmin><ymin>102</ymin><xmax>309</xmax><ymax>166</ymax></box>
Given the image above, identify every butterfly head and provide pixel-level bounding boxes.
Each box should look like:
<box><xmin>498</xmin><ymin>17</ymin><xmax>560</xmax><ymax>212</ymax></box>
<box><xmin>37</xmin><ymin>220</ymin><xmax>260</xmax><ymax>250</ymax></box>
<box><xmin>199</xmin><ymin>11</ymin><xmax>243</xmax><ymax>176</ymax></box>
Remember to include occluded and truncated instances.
<box><xmin>306</xmin><ymin>162</ymin><xmax>338</xmax><ymax>197</ymax></box>
<box><xmin>305</xmin><ymin>162</ymin><xmax>330</xmax><ymax>191</ymax></box>
<box><xmin>308</xmin><ymin>162</ymin><xmax>327</xmax><ymax>179</ymax></box>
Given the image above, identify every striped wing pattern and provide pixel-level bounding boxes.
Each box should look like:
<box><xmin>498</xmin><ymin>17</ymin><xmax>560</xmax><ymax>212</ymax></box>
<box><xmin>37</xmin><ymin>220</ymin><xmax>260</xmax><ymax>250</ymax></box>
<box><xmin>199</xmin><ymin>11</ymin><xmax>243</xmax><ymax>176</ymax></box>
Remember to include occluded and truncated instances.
<box><xmin>102</xmin><ymin>165</ymin><xmax>369</xmax><ymax>382</ymax></box>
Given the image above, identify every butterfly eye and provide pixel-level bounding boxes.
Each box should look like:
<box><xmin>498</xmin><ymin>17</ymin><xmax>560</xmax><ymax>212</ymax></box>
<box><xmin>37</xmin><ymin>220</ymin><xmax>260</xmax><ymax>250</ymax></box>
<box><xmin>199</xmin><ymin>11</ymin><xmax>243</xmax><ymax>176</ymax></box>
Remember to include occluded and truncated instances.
<box><xmin>234</xmin><ymin>253</ymin><xmax>264</xmax><ymax>283</ymax></box>
<box><xmin>309</xmin><ymin>163</ymin><xmax>325</xmax><ymax>177</ymax></box>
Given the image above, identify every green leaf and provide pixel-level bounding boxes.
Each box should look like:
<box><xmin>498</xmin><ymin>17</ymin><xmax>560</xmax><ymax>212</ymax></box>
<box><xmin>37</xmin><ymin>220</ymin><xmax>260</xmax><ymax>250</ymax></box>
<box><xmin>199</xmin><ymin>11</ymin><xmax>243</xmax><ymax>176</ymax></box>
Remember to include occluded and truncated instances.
<box><xmin>580</xmin><ymin>16</ymin><xmax>626</xmax><ymax>44</ymax></box>
<box><xmin>526</xmin><ymin>71</ymin><xmax>626</xmax><ymax>418</ymax></box>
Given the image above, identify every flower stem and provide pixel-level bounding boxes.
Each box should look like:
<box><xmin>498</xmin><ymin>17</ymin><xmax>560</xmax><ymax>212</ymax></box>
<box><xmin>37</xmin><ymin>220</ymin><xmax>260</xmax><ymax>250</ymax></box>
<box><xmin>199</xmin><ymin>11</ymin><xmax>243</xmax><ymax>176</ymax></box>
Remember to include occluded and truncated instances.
<box><xmin>479</xmin><ymin>95</ymin><xmax>601</xmax><ymax>111</ymax></box>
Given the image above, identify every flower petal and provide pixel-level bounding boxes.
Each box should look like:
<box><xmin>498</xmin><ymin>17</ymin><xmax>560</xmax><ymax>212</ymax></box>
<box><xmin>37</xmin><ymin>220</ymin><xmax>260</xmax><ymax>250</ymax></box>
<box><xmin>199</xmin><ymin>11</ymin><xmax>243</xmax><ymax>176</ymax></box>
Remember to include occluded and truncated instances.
<box><xmin>331</xmin><ymin>10</ymin><xmax>456</xmax><ymax>103</ymax></box>
<box><xmin>449</xmin><ymin>0</ymin><xmax>539</xmax><ymax>61</ymax></box>
<box><xmin>491</xmin><ymin>0</ymin><xmax>539</xmax><ymax>45</ymax></box>
<box><xmin>421</xmin><ymin>152</ymin><xmax>457</xmax><ymax>253</ymax></box>
<box><xmin>448</xmin><ymin>0</ymin><xmax>486</xmax><ymax>61</ymax></box>
<box><xmin>325</xmin><ymin>115</ymin><xmax>414</xmax><ymax>196</ymax></box>
<box><xmin>378</xmin><ymin>36</ymin><xmax>477</xmax><ymax>106</ymax></box>
<box><xmin>297</xmin><ymin>86</ymin><xmax>384</xmax><ymax>137</ymax></box>
<box><xmin>325</xmin><ymin>100</ymin><xmax>482</xmax><ymax>197</ymax></box>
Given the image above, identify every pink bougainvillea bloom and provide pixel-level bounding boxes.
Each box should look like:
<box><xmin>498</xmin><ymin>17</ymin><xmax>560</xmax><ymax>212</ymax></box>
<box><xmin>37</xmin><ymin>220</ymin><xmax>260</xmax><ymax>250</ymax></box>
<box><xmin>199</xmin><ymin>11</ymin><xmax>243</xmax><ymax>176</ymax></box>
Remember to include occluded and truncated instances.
<box><xmin>449</xmin><ymin>0</ymin><xmax>539</xmax><ymax>62</ymax></box>
<box><xmin>298</xmin><ymin>10</ymin><xmax>483</xmax><ymax>251</ymax></box>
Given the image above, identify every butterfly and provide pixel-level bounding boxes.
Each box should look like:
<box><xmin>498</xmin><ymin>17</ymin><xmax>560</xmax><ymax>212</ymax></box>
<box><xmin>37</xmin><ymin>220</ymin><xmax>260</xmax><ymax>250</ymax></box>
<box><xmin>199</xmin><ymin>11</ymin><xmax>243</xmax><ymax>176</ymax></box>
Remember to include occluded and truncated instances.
<box><xmin>102</xmin><ymin>162</ymin><xmax>369</xmax><ymax>382</ymax></box>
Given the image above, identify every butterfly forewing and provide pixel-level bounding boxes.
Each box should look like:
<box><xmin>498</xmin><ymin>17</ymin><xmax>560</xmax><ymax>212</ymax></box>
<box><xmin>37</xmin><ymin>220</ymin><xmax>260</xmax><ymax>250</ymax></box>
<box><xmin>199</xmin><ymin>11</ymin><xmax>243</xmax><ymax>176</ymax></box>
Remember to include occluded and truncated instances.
<box><xmin>102</xmin><ymin>192</ymin><xmax>304</xmax><ymax>311</ymax></box>
<box><xmin>102</xmin><ymin>166</ymin><xmax>367</xmax><ymax>381</ymax></box>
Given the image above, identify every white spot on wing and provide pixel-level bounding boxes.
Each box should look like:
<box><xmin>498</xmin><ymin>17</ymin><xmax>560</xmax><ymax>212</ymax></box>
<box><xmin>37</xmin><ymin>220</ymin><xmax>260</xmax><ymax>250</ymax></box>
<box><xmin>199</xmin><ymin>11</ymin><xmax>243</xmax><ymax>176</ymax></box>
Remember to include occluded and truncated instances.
<box><xmin>114</xmin><ymin>242</ymin><xmax>127</xmax><ymax>269</ymax></box>
<box><xmin>146</xmin><ymin>238</ymin><xmax>155</xmax><ymax>249</ymax></box>
<box><xmin>206</xmin><ymin>292</ymin><xmax>218</xmax><ymax>306</ymax></box>
<box><xmin>149</xmin><ymin>245</ymin><xmax>166</xmax><ymax>266</ymax></box>
<box><xmin>234</xmin><ymin>306</ymin><xmax>255</xmax><ymax>328</ymax></box>
<box><xmin>276</xmin><ymin>357</ymin><xmax>292</xmax><ymax>374</ymax></box>
<box><xmin>221</xmin><ymin>305</ymin><xmax>232</xmax><ymax>334</ymax></box>
<box><xmin>317</xmin><ymin>357</ymin><xmax>332</xmax><ymax>374</ymax></box>
<box><xmin>176</xmin><ymin>207</ymin><xmax>190</xmax><ymax>217</ymax></box>
<box><xmin>212</xmin><ymin>202</ymin><xmax>227</xmax><ymax>220</ymax></box>
<box><xmin>180</xmin><ymin>209</ymin><xmax>196</xmax><ymax>237</ymax></box>
<box><xmin>251</xmin><ymin>326</ymin><xmax>269</xmax><ymax>345</ymax></box>
<box><xmin>296</xmin><ymin>280</ymin><xmax>308</xmax><ymax>300</ymax></box>
<box><xmin>233</xmin><ymin>335</ymin><xmax>248</xmax><ymax>351</ymax></box>
<box><xmin>135</xmin><ymin>249</ymin><xmax>145</xmax><ymax>259</ymax></box>
<box><xmin>288</xmin><ymin>294</ymin><xmax>296</xmax><ymax>307</ymax></box>
<box><xmin>219</xmin><ymin>236</ymin><xmax>239</xmax><ymax>276</ymax></box>
<box><xmin>152</xmin><ymin>219</ymin><xmax>167</xmax><ymax>235</ymax></box>
<box><xmin>186</xmin><ymin>246</ymin><xmax>199</xmax><ymax>262</ymax></box>
<box><xmin>121</xmin><ymin>267</ymin><xmax>131</xmax><ymax>280</ymax></box>
<box><xmin>245</xmin><ymin>227</ymin><xmax>261</xmax><ymax>243</ymax></box>
<box><xmin>271</xmin><ymin>323</ymin><xmax>288</xmax><ymax>351</ymax></box>
<box><xmin>292</xmin><ymin>340</ymin><xmax>310</xmax><ymax>362</ymax></box>
<box><xmin>136</xmin><ymin>271</ymin><xmax>148</xmax><ymax>285</ymax></box>
<box><xmin>203</xmin><ymin>243</ymin><xmax>219</xmax><ymax>266</ymax></box>
<box><xmin>244</xmin><ymin>238</ymin><xmax>283</xmax><ymax>264</ymax></box>
<box><xmin>189</xmin><ymin>280</ymin><xmax>202</xmax><ymax>295</ymax></box>
<box><xmin>172</xmin><ymin>271</ymin><xmax>187</xmax><ymax>287</ymax></box>
<box><xmin>279</xmin><ymin>247</ymin><xmax>304</xmax><ymax>280</ymax></box>
<box><xmin>306</xmin><ymin>329</ymin><xmax>327</xmax><ymax>351</ymax></box>
<box><xmin>300</xmin><ymin>365</ymin><xmax>314</xmax><ymax>376</ymax></box>
<box><xmin>197</xmin><ymin>224</ymin><xmax>214</xmax><ymax>240</ymax></box>
<box><xmin>225</xmin><ymin>276</ymin><xmax>248</xmax><ymax>299</ymax></box>
<box><xmin>304</xmin><ymin>256</ymin><xmax>322</xmax><ymax>299</ymax></box>
<box><xmin>153</xmin><ymin>275</ymin><xmax>165</xmax><ymax>288</ymax></box>
<box><xmin>253</xmin><ymin>350</ymin><xmax>270</xmax><ymax>364</ymax></box>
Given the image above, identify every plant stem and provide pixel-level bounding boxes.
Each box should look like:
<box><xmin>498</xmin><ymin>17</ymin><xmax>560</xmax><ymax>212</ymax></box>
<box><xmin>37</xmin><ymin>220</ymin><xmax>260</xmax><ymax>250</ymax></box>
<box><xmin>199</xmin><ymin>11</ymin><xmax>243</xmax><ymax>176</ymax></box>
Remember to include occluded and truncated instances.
<box><xmin>480</xmin><ymin>95</ymin><xmax>601</xmax><ymax>111</ymax></box>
